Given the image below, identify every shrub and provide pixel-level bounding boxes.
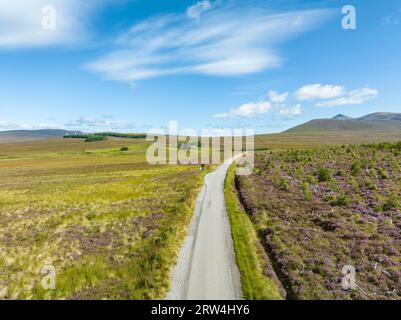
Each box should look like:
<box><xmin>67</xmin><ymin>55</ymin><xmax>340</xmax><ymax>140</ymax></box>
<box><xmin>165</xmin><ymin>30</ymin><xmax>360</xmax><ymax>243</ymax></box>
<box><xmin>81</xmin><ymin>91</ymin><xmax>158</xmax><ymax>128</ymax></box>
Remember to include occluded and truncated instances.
<box><xmin>336</xmin><ymin>169</ymin><xmax>345</xmax><ymax>177</ymax></box>
<box><xmin>279</xmin><ymin>178</ymin><xmax>289</xmax><ymax>191</ymax></box>
<box><xmin>383</xmin><ymin>193</ymin><xmax>400</xmax><ymax>211</ymax></box>
<box><xmin>330</xmin><ymin>193</ymin><xmax>352</xmax><ymax>207</ymax></box>
<box><xmin>378</xmin><ymin>168</ymin><xmax>389</xmax><ymax>179</ymax></box>
<box><xmin>296</xmin><ymin>166</ymin><xmax>304</xmax><ymax>179</ymax></box>
<box><xmin>302</xmin><ymin>182</ymin><xmax>313</xmax><ymax>201</ymax></box>
<box><xmin>363</xmin><ymin>177</ymin><xmax>377</xmax><ymax>190</ymax></box>
<box><xmin>306</xmin><ymin>175</ymin><xmax>316</xmax><ymax>184</ymax></box>
<box><xmin>350</xmin><ymin>178</ymin><xmax>359</xmax><ymax>191</ymax></box>
<box><xmin>120</xmin><ymin>146</ymin><xmax>129</xmax><ymax>151</ymax></box>
<box><xmin>317</xmin><ymin>167</ymin><xmax>332</xmax><ymax>182</ymax></box>
<box><xmin>350</xmin><ymin>162</ymin><xmax>361</xmax><ymax>176</ymax></box>
<box><xmin>329</xmin><ymin>181</ymin><xmax>339</xmax><ymax>192</ymax></box>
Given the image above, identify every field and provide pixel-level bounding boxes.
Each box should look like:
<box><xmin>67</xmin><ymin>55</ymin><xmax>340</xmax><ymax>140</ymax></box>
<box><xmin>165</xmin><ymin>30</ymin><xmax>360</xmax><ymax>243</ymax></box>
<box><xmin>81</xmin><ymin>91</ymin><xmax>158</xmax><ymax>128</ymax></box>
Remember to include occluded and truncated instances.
<box><xmin>3</xmin><ymin>133</ymin><xmax>401</xmax><ymax>300</ymax></box>
<box><xmin>0</xmin><ymin>138</ymin><xmax>206</xmax><ymax>299</ymax></box>
<box><xmin>235</xmin><ymin>142</ymin><xmax>401</xmax><ymax>299</ymax></box>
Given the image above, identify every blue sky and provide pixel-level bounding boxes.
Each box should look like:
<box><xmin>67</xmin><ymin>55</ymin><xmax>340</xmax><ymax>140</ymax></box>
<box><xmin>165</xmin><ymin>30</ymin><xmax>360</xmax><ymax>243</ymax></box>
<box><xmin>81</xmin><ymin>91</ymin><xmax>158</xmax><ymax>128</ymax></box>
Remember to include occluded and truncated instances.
<box><xmin>0</xmin><ymin>0</ymin><xmax>400</xmax><ymax>134</ymax></box>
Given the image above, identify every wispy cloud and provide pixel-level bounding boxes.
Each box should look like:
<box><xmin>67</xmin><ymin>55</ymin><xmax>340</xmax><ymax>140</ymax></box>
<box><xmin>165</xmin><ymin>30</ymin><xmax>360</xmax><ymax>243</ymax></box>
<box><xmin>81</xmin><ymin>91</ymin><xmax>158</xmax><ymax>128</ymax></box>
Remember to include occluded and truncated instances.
<box><xmin>65</xmin><ymin>117</ymin><xmax>130</xmax><ymax>130</ymax></box>
<box><xmin>295</xmin><ymin>84</ymin><xmax>345</xmax><ymax>101</ymax></box>
<box><xmin>187</xmin><ymin>0</ymin><xmax>213</xmax><ymax>21</ymax></box>
<box><xmin>213</xmin><ymin>101</ymin><xmax>272</xmax><ymax>119</ymax></box>
<box><xmin>0</xmin><ymin>0</ymin><xmax>105</xmax><ymax>48</ymax></box>
<box><xmin>316</xmin><ymin>88</ymin><xmax>378</xmax><ymax>107</ymax></box>
<box><xmin>64</xmin><ymin>117</ymin><xmax>151</xmax><ymax>132</ymax></box>
<box><xmin>0</xmin><ymin>117</ymin><xmax>152</xmax><ymax>132</ymax></box>
<box><xmin>0</xmin><ymin>120</ymin><xmax>62</xmax><ymax>130</ymax></box>
<box><xmin>86</xmin><ymin>2</ymin><xmax>332</xmax><ymax>82</ymax></box>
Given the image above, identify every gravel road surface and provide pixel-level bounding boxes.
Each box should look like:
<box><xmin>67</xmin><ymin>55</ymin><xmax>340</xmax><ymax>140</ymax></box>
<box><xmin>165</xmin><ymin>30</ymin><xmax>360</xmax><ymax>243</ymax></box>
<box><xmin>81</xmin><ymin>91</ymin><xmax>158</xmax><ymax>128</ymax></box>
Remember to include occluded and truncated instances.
<box><xmin>167</xmin><ymin>158</ymin><xmax>242</xmax><ymax>300</ymax></box>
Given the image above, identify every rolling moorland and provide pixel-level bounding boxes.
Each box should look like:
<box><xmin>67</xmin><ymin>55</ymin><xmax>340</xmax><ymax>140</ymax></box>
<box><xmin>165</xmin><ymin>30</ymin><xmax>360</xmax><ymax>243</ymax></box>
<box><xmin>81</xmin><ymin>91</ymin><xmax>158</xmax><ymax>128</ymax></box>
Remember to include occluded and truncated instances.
<box><xmin>0</xmin><ymin>138</ymin><xmax>208</xmax><ymax>299</ymax></box>
<box><xmin>0</xmin><ymin>111</ymin><xmax>400</xmax><ymax>300</ymax></box>
<box><xmin>235</xmin><ymin>142</ymin><xmax>401</xmax><ymax>299</ymax></box>
<box><xmin>226</xmin><ymin>113</ymin><xmax>401</xmax><ymax>300</ymax></box>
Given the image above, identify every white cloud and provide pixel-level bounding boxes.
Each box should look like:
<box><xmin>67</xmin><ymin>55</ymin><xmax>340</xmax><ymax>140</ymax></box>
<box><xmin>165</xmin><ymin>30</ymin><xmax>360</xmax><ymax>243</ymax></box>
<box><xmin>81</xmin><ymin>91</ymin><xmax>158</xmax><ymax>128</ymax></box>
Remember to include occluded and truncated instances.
<box><xmin>65</xmin><ymin>117</ymin><xmax>130</xmax><ymax>130</ymax></box>
<box><xmin>295</xmin><ymin>84</ymin><xmax>345</xmax><ymax>100</ymax></box>
<box><xmin>0</xmin><ymin>120</ymin><xmax>16</xmax><ymax>130</ymax></box>
<box><xmin>316</xmin><ymin>88</ymin><xmax>378</xmax><ymax>107</ymax></box>
<box><xmin>268</xmin><ymin>90</ymin><xmax>289</xmax><ymax>103</ymax></box>
<box><xmin>213</xmin><ymin>101</ymin><xmax>272</xmax><ymax>119</ymax></box>
<box><xmin>0</xmin><ymin>117</ymin><xmax>151</xmax><ymax>132</ymax></box>
<box><xmin>0</xmin><ymin>120</ymin><xmax>62</xmax><ymax>130</ymax></box>
<box><xmin>87</xmin><ymin>3</ymin><xmax>332</xmax><ymax>82</ymax></box>
<box><xmin>0</xmin><ymin>0</ymin><xmax>104</xmax><ymax>48</ymax></box>
<box><xmin>278</xmin><ymin>104</ymin><xmax>302</xmax><ymax>118</ymax></box>
<box><xmin>214</xmin><ymin>84</ymin><xmax>378</xmax><ymax>121</ymax></box>
<box><xmin>64</xmin><ymin>117</ymin><xmax>151</xmax><ymax>132</ymax></box>
<box><xmin>214</xmin><ymin>88</ymin><xmax>304</xmax><ymax>120</ymax></box>
<box><xmin>187</xmin><ymin>0</ymin><xmax>213</xmax><ymax>21</ymax></box>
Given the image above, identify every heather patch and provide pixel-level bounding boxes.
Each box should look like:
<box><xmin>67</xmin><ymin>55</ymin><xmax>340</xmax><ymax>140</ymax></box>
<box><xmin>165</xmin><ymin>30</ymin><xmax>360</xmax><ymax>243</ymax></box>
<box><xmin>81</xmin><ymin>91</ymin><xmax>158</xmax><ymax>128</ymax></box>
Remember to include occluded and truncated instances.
<box><xmin>237</xmin><ymin>142</ymin><xmax>401</xmax><ymax>299</ymax></box>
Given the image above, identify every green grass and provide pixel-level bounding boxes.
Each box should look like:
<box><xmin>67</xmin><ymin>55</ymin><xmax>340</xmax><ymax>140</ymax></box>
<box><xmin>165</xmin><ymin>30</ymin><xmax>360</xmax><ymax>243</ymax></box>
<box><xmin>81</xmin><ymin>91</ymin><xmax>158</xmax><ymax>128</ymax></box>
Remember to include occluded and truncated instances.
<box><xmin>0</xmin><ymin>138</ymin><xmax>206</xmax><ymax>299</ymax></box>
<box><xmin>224</xmin><ymin>165</ymin><xmax>283</xmax><ymax>300</ymax></box>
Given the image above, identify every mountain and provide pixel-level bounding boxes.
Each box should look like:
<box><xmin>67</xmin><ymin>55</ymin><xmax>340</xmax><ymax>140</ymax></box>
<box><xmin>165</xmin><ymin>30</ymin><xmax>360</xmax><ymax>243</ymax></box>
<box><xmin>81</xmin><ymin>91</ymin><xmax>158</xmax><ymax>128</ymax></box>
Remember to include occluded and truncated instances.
<box><xmin>332</xmin><ymin>114</ymin><xmax>351</xmax><ymax>120</ymax></box>
<box><xmin>0</xmin><ymin>129</ymin><xmax>81</xmax><ymax>142</ymax></box>
<box><xmin>284</xmin><ymin>112</ymin><xmax>401</xmax><ymax>134</ymax></box>
<box><xmin>358</xmin><ymin>112</ymin><xmax>401</xmax><ymax>124</ymax></box>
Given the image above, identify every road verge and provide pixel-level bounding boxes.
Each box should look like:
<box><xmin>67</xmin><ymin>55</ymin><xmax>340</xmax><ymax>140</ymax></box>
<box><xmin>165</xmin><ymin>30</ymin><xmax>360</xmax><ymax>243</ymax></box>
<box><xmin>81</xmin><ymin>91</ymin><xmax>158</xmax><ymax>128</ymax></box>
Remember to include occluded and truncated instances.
<box><xmin>224</xmin><ymin>164</ymin><xmax>284</xmax><ymax>300</ymax></box>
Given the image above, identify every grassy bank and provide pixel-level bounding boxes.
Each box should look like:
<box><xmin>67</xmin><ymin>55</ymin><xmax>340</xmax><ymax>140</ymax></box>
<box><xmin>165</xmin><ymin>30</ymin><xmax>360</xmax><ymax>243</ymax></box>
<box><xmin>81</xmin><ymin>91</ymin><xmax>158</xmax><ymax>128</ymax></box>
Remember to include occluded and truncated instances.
<box><xmin>224</xmin><ymin>165</ymin><xmax>283</xmax><ymax>300</ymax></box>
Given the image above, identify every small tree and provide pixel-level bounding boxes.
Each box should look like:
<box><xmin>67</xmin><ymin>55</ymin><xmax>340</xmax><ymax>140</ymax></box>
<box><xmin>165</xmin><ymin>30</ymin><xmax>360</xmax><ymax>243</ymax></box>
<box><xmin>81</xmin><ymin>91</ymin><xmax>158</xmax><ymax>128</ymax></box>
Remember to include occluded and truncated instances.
<box><xmin>317</xmin><ymin>167</ymin><xmax>332</xmax><ymax>182</ymax></box>
<box><xmin>350</xmin><ymin>162</ymin><xmax>361</xmax><ymax>176</ymax></box>
<box><xmin>302</xmin><ymin>182</ymin><xmax>313</xmax><ymax>201</ymax></box>
<box><xmin>279</xmin><ymin>178</ymin><xmax>289</xmax><ymax>191</ymax></box>
<box><xmin>383</xmin><ymin>193</ymin><xmax>399</xmax><ymax>211</ymax></box>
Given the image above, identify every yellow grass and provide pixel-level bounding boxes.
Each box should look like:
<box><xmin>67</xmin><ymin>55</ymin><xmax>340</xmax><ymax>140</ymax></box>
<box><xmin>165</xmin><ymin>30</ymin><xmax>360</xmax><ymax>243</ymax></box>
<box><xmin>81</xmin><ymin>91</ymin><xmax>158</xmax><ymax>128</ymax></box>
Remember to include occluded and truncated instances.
<box><xmin>0</xmin><ymin>139</ymin><xmax>206</xmax><ymax>299</ymax></box>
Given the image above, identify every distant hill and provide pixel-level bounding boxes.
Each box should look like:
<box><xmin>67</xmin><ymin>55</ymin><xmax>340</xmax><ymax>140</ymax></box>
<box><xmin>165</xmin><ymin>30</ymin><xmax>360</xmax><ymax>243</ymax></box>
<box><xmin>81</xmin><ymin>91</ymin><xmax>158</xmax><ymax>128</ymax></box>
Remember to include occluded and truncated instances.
<box><xmin>358</xmin><ymin>112</ymin><xmax>401</xmax><ymax>124</ymax></box>
<box><xmin>0</xmin><ymin>129</ymin><xmax>82</xmax><ymax>142</ymax></box>
<box><xmin>284</xmin><ymin>112</ymin><xmax>401</xmax><ymax>134</ymax></box>
<box><xmin>331</xmin><ymin>114</ymin><xmax>351</xmax><ymax>120</ymax></box>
